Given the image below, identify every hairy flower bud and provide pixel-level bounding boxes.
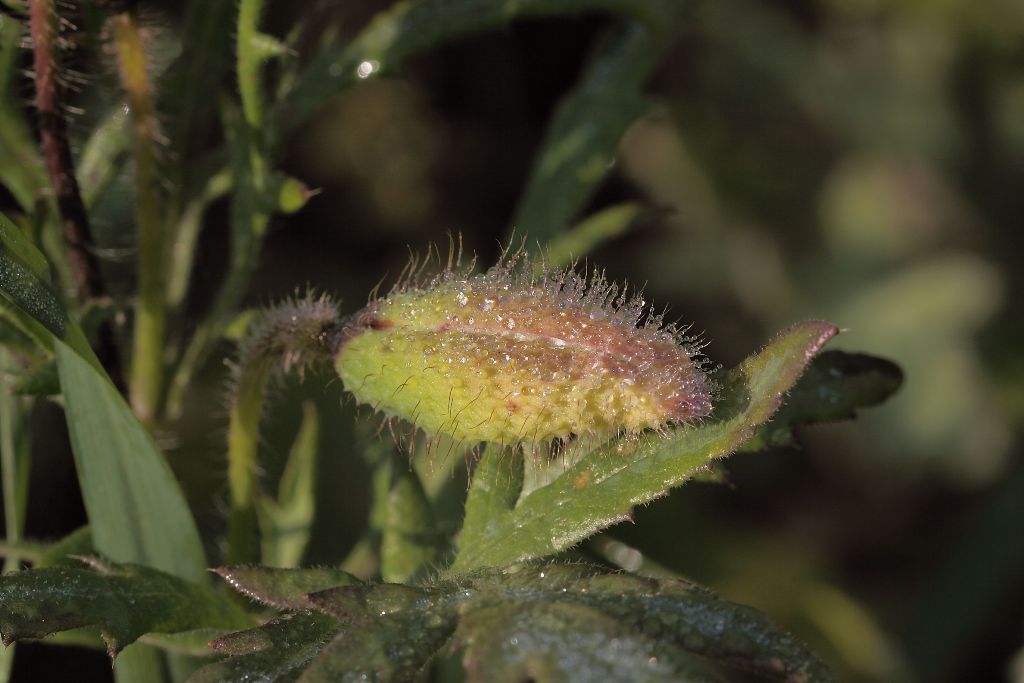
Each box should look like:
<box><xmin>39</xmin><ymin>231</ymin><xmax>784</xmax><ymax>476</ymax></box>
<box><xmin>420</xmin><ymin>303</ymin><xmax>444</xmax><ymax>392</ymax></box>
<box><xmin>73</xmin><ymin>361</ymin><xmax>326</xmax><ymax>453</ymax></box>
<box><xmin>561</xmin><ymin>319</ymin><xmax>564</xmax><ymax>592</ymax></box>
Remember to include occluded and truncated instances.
<box><xmin>334</xmin><ymin>253</ymin><xmax>711</xmax><ymax>445</ymax></box>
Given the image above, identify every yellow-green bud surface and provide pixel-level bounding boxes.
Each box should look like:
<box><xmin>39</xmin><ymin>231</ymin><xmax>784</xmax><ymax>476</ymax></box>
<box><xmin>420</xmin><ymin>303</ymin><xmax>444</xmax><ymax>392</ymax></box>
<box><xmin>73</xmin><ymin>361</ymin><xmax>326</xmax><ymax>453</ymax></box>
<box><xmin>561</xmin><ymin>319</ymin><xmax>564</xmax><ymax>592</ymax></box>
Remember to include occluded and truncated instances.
<box><xmin>334</xmin><ymin>258</ymin><xmax>711</xmax><ymax>445</ymax></box>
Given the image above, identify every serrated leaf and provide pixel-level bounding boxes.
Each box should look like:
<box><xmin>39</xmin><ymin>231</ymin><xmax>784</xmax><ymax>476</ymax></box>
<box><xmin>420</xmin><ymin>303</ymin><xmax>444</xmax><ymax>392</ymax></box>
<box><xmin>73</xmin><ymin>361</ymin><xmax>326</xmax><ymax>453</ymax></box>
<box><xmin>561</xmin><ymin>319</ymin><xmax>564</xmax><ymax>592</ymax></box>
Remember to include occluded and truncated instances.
<box><xmin>512</xmin><ymin>23</ymin><xmax>658</xmax><ymax>244</ymax></box>
<box><xmin>201</xmin><ymin>563</ymin><xmax>831</xmax><ymax>682</ymax></box>
<box><xmin>189</xmin><ymin>612</ymin><xmax>340</xmax><ymax>683</ymax></box>
<box><xmin>214</xmin><ymin>566</ymin><xmax>361</xmax><ymax>611</ymax></box>
<box><xmin>0</xmin><ymin>559</ymin><xmax>251</xmax><ymax>657</ymax></box>
<box><xmin>742</xmin><ymin>350</ymin><xmax>903</xmax><ymax>451</ymax></box>
<box><xmin>450</xmin><ymin>320</ymin><xmax>840</xmax><ymax>572</ymax></box>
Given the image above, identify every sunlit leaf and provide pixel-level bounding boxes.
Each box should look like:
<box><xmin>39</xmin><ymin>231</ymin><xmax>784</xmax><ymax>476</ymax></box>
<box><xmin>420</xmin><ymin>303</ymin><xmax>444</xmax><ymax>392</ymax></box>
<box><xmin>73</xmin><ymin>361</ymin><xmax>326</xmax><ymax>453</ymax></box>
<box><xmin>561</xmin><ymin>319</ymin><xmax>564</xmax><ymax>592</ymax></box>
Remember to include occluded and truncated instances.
<box><xmin>451</xmin><ymin>320</ymin><xmax>839</xmax><ymax>572</ymax></box>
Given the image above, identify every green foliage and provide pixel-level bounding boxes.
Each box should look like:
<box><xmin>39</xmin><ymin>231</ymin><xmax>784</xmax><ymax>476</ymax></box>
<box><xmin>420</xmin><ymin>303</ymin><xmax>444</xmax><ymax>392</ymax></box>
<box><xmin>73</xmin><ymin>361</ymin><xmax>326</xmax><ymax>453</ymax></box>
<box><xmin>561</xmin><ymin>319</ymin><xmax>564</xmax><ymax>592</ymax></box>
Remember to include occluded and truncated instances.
<box><xmin>187</xmin><ymin>563</ymin><xmax>831</xmax><ymax>682</ymax></box>
<box><xmin>0</xmin><ymin>0</ymin><xmax>916</xmax><ymax>681</ymax></box>
<box><xmin>452</xmin><ymin>321</ymin><xmax>841</xmax><ymax>572</ymax></box>
<box><xmin>0</xmin><ymin>557</ymin><xmax>250</xmax><ymax>656</ymax></box>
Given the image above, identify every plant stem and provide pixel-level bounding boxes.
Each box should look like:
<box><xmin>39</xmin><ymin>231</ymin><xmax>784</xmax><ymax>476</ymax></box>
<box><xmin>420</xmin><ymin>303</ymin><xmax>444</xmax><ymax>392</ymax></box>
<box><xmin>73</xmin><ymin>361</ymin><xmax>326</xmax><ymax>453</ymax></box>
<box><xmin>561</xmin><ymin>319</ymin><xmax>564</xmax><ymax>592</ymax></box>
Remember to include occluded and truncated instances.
<box><xmin>27</xmin><ymin>0</ymin><xmax>123</xmax><ymax>388</ymax></box>
<box><xmin>112</xmin><ymin>8</ymin><xmax>165</xmax><ymax>423</ymax></box>
<box><xmin>28</xmin><ymin>0</ymin><xmax>104</xmax><ymax>300</ymax></box>
<box><xmin>237</xmin><ymin>0</ymin><xmax>267</xmax><ymax>129</ymax></box>
<box><xmin>226</xmin><ymin>362</ymin><xmax>270</xmax><ymax>564</ymax></box>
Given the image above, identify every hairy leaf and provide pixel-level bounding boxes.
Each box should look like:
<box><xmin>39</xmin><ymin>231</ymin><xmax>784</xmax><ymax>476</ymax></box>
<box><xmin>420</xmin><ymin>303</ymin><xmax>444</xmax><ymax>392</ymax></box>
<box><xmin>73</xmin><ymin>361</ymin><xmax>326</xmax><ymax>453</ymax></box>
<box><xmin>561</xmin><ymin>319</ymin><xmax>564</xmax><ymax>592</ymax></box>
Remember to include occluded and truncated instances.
<box><xmin>193</xmin><ymin>562</ymin><xmax>831</xmax><ymax>682</ymax></box>
<box><xmin>451</xmin><ymin>320</ymin><xmax>840</xmax><ymax>572</ymax></box>
<box><xmin>0</xmin><ymin>558</ymin><xmax>251</xmax><ymax>657</ymax></box>
<box><xmin>191</xmin><ymin>612</ymin><xmax>340</xmax><ymax>682</ymax></box>
<box><xmin>214</xmin><ymin>566</ymin><xmax>361</xmax><ymax>611</ymax></box>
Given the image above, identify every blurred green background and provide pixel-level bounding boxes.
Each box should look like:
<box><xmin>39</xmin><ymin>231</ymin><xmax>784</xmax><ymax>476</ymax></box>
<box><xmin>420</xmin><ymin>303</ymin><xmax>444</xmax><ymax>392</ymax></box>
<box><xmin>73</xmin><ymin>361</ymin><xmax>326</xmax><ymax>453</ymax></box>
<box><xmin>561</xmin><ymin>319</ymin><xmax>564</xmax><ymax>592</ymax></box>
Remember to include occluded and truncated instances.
<box><xmin>3</xmin><ymin>0</ymin><xmax>1024</xmax><ymax>681</ymax></box>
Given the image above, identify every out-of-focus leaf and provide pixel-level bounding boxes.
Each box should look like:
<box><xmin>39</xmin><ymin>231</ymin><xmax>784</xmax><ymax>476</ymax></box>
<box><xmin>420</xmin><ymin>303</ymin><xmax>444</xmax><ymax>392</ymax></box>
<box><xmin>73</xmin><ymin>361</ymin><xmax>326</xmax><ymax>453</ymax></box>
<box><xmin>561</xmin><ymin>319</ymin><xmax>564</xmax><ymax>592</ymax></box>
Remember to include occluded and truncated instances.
<box><xmin>36</xmin><ymin>526</ymin><xmax>95</xmax><ymax>568</ymax></box>
<box><xmin>11</xmin><ymin>358</ymin><xmax>59</xmax><ymax>396</ymax></box>
<box><xmin>195</xmin><ymin>562</ymin><xmax>831</xmax><ymax>682</ymax></box>
<box><xmin>160</xmin><ymin>0</ymin><xmax>235</xmax><ymax>175</ymax></box>
<box><xmin>450</xmin><ymin>321</ymin><xmax>839</xmax><ymax>573</ymax></box>
<box><xmin>258</xmin><ymin>401</ymin><xmax>321</xmax><ymax>567</ymax></box>
<box><xmin>741</xmin><ymin>350</ymin><xmax>904</xmax><ymax>451</ymax></box>
<box><xmin>545</xmin><ymin>202</ymin><xmax>642</xmax><ymax>268</ymax></box>
<box><xmin>78</xmin><ymin>106</ymin><xmax>130</xmax><ymax>209</ymax></box>
<box><xmin>0</xmin><ymin>17</ymin><xmax>46</xmax><ymax>212</ymax></box>
<box><xmin>0</xmin><ymin>558</ymin><xmax>251</xmax><ymax>657</ymax></box>
<box><xmin>55</xmin><ymin>341</ymin><xmax>207</xmax><ymax>582</ymax></box>
<box><xmin>272</xmin><ymin>0</ymin><xmax>677</xmax><ymax>147</ymax></box>
<box><xmin>379</xmin><ymin>452</ymin><xmax>443</xmax><ymax>583</ymax></box>
<box><xmin>512</xmin><ymin>24</ymin><xmax>658</xmax><ymax>244</ymax></box>
<box><xmin>0</xmin><ymin>346</ymin><xmax>31</xmax><ymax>682</ymax></box>
<box><xmin>214</xmin><ymin>565</ymin><xmax>361</xmax><ymax>611</ymax></box>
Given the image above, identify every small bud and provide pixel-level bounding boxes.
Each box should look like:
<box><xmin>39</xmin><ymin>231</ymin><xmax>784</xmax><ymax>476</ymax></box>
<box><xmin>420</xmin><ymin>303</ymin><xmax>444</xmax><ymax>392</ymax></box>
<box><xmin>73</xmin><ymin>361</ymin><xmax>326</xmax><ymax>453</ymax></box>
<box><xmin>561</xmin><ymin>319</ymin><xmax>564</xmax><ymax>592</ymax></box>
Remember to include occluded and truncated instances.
<box><xmin>334</xmin><ymin>252</ymin><xmax>711</xmax><ymax>445</ymax></box>
<box><xmin>275</xmin><ymin>175</ymin><xmax>318</xmax><ymax>214</ymax></box>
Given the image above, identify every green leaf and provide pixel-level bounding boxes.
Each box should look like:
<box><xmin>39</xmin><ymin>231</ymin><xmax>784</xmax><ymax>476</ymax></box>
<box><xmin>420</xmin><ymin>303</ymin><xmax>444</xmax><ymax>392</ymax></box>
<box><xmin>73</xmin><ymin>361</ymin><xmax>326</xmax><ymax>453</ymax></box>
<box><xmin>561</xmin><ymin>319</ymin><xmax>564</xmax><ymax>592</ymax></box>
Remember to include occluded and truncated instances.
<box><xmin>11</xmin><ymin>358</ymin><xmax>59</xmax><ymax>396</ymax></box>
<box><xmin>258</xmin><ymin>401</ymin><xmax>321</xmax><ymax>567</ymax></box>
<box><xmin>742</xmin><ymin>350</ymin><xmax>904</xmax><ymax>451</ymax></box>
<box><xmin>55</xmin><ymin>341</ymin><xmax>207</xmax><ymax>582</ymax></box>
<box><xmin>450</xmin><ymin>320</ymin><xmax>840</xmax><ymax>573</ymax></box>
<box><xmin>272</xmin><ymin>0</ymin><xmax>677</xmax><ymax>148</ymax></box>
<box><xmin>379</xmin><ymin>452</ymin><xmax>443</xmax><ymax>583</ymax></box>
<box><xmin>195</xmin><ymin>563</ymin><xmax>831</xmax><ymax>682</ymax></box>
<box><xmin>544</xmin><ymin>202</ymin><xmax>642</xmax><ymax>268</ymax></box>
<box><xmin>36</xmin><ymin>526</ymin><xmax>95</xmax><ymax>568</ymax></box>
<box><xmin>78</xmin><ymin>105</ymin><xmax>131</xmax><ymax>209</ymax></box>
<box><xmin>511</xmin><ymin>23</ymin><xmax>658</xmax><ymax>244</ymax></box>
<box><xmin>1</xmin><ymin>211</ymin><xmax>206</xmax><ymax>583</ymax></box>
<box><xmin>0</xmin><ymin>211</ymin><xmax>95</xmax><ymax>362</ymax></box>
<box><xmin>459</xmin><ymin>444</ymin><xmax>523</xmax><ymax>558</ymax></box>
<box><xmin>214</xmin><ymin>565</ymin><xmax>361</xmax><ymax>611</ymax></box>
<box><xmin>189</xmin><ymin>612</ymin><xmax>340</xmax><ymax>683</ymax></box>
<box><xmin>0</xmin><ymin>558</ymin><xmax>252</xmax><ymax>657</ymax></box>
<box><xmin>455</xmin><ymin>601</ymin><xmax>720</xmax><ymax>682</ymax></box>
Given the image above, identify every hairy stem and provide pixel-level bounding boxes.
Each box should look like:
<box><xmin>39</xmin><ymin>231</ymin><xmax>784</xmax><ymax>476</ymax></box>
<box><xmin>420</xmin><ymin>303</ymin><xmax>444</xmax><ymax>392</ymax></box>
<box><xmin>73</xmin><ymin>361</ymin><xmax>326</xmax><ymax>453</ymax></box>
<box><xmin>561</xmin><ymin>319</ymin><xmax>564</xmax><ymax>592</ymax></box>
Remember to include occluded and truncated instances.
<box><xmin>28</xmin><ymin>0</ymin><xmax>103</xmax><ymax>300</ymax></box>
<box><xmin>225</xmin><ymin>363</ymin><xmax>269</xmax><ymax>565</ymax></box>
<box><xmin>112</xmin><ymin>8</ymin><xmax>165</xmax><ymax>423</ymax></box>
<box><xmin>28</xmin><ymin>0</ymin><xmax>122</xmax><ymax>386</ymax></box>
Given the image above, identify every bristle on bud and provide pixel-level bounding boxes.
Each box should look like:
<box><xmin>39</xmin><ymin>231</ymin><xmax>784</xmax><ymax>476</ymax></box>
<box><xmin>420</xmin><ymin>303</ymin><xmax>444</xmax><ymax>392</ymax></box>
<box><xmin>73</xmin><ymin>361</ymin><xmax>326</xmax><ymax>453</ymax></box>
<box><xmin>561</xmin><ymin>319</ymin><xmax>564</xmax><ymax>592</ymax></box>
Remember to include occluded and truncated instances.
<box><xmin>334</xmin><ymin>250</ymin><xmax>712</xmax><ymax>446</ymax></box>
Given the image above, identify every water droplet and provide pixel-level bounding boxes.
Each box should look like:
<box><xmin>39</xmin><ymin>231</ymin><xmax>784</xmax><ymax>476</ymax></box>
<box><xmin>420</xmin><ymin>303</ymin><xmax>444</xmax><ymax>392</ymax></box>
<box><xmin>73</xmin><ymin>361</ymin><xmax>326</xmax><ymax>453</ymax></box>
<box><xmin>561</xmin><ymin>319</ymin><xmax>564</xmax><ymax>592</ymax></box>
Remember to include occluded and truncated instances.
<box><xmin>356</xmin><ymin>59</ymin><xmax>380</xmax><ymax>79</ymax></box>
<box><xmin>456</xmin><ymin>291</ymin><xmax>468</xmax><ymax>306</ymax></box>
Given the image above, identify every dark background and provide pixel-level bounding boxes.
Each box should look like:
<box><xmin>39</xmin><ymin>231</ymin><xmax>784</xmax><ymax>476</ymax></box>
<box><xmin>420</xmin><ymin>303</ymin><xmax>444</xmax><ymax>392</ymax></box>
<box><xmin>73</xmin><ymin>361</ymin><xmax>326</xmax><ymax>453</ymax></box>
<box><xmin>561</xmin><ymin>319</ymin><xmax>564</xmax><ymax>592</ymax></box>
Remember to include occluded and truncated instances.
<box><xmin>3</xmin><ymin>0</ymin><xmax>1024</xmax><ymax>681</ymax></box>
